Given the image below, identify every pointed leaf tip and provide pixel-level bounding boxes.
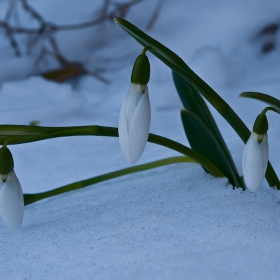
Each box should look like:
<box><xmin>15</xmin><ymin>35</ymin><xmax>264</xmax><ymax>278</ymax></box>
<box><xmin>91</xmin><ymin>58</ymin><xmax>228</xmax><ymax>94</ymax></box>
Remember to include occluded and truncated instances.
<box><xmin>239</xmin><ymin>92</ymin><xmax>280</xmax><ymax>113</ymax></box>
<box><xmin>114</xmin><ymin>18</ymin><xmax>124</xmax><ymax>25</ymax></box>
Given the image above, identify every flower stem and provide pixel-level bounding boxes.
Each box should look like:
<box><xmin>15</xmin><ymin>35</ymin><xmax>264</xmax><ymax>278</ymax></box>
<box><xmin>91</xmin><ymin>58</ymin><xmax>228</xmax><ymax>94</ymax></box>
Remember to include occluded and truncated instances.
<box><xmin>24</xmin><ymin>156</ymin><xmax>196</xmax><ymax>205</ymax></box>
<box><xmin>261</xmin><ymin>106</ymin><xmax>279</xmax><ymax>115</ymax></box>
<box><xmin>0</xmin><ymin>125</ymin><xmax>224</xmax><ymax>177</ymax></box>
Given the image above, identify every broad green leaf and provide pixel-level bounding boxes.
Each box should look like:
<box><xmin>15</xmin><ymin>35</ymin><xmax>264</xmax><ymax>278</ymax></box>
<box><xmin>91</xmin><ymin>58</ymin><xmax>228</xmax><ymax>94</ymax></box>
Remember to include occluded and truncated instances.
<box><xmin>240</xmin><ymin>92</ymin><xmax>280</xmax><ymax>112</ymax></box>
<box><xmin>173</xmin><ymin>70</ymin><xmax>227</xmax><ymax>147</ymax></box>
<box><xmin>173</xmin><ymin>70</ymin><xmax>215</xmax><ymax>128</ymax></box>
<box><xmin>181</xmin><ymin>109</ymin><xmax>239</xmax><ymax>186</ymax></box>
<box><xmin>174</xmin><ymin>71</ymin><xmax>242</xmax><ymax>187</ymax></box>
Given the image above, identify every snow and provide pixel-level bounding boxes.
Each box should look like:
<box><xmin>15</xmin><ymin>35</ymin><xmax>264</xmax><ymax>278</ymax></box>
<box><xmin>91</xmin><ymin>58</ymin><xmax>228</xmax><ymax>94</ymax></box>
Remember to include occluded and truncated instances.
<box><xmin>1</xmin><ymin>0</ymin><xmax>280</xmax><ymax>279</ymax></box>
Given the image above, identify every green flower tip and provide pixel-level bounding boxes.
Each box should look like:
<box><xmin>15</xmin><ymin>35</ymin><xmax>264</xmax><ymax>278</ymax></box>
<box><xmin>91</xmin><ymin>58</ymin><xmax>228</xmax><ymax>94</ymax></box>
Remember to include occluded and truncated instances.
<box><xmin>131</xmin><ymin>53</ymin><xmax>150</xmax><ymax>85</ymax></box>
<box><xmin>253</xmin><ymin>113</ymin><xmax>268</xmax><ymax>136</ymax></box>
<box><xmin>0</xmin><ymin>147</ymin><xmax>14</xmax><ymax>175</ymax></box>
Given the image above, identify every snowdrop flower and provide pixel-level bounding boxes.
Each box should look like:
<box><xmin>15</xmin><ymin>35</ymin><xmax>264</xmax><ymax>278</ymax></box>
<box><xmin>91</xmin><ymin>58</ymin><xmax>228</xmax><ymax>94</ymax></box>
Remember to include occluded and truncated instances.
<box><xmin>118</xmin><ymin>50</ymin><xmax>151</xmax><ymax>164</ymax></box>
<box><xmin>242</xmin><ymin>113</ymin><xmax>268</xmax><ymax>192</ymax></box>
<box><xmin>0</xmin><ymin>147</ymin><xmax>24</xmax><ymax>229</ymax></box>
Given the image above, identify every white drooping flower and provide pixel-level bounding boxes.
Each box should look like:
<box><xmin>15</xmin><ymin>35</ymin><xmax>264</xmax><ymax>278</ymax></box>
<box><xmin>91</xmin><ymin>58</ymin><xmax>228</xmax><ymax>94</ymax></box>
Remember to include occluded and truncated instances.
<box><xmin>0</xmin><ymin>170</ymin><xmax>24</xmax><ymax>229</ymax></box>
<box><xmin>118</xmin><ymin>83</ymin><xmax>151</xmax><ymax>164</ymax></box>
<box><xmin>0</xmin><ymin>146</ymin><xmax>24</xmax><ymax>229</ymax></box>
<box><xmin>242</xmin><ymin>132</ymin><xmax>268</xmax><ymax>192</ymax></box>
<box><xmin>118</xmin><ymin>50</ymin><xmax>151</xmax><ymax>164</ymax></box>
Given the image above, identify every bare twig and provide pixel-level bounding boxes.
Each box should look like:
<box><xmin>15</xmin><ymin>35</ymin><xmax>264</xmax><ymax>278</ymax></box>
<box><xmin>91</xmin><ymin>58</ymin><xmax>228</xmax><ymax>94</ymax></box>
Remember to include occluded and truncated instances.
<box><xmin>1</xmin><ymin>0</ymin><xmax>143</xmax><ymax>34</ymax></box>
<box><xmin>145</xmin><ymin>0</ymin><xmax>164</xmax><ymax>31</ymax></box>
<box><xmin>109</xmin><ymin>0</ymin><xmax>142</xmax><ymax>19</ymax></box>
<box><xmin>4</xmin><ymin>0</ymin><xmax>21</xmax><ymax>56</ymax></box>
<box><xmin>0</xmin><ymin>0</ymin><xmax>143</xmax><ymax>82</ymax></box>
<box><xmin>21</xmin><ymin>0</ymin><xmax>44</xmax><ymax>24</ymax></box>
<box><xmin>5</xmin><ymin>0</ymin><xmax>17</xmax><ymax>22</ymax></box>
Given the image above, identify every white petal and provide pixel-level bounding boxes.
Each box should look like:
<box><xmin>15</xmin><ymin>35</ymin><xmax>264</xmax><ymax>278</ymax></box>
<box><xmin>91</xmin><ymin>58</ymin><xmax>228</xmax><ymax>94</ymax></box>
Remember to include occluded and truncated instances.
<box><xmin>128</xmin><ymin>87</ymin><xmax>151</xmax><ymax>163</ymax></box>
<box><xmin>118</xmin><ymin>98</ymin><xmax>130</xmax><ymax>161</ymax></box>
<box><xmin>0</xmin><ymin>171</ymin><xmax>24</xmax><ymax>229</ymax></box>
<box><xmin>124</xmin><ymin>84</ymin><xmax>143</xmax><ymax>131</ymax></box>
<box><xmin>118</xmin><ymin>84</ymin><xmax>151</xmax><ymax>163</ymax></box>
<box><xmin>242</xmin><ymin>132</ymin><xmax>268</xmax><ymax>192</ymax></box>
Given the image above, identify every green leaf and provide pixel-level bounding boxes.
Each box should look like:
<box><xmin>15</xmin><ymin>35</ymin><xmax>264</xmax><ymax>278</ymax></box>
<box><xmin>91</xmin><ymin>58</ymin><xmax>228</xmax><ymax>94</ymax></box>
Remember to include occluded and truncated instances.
<box><xmin>174</xmin><ymin>71</ymin><xmax>242</xmax><ymax>187</ymax></box>
<box><xmin>181</xmin><ymin>109</ymin><xmax>239</xmax><ymax>186</ymax></box>
<box><xmin>173</xmin><ymin>70</ymin><xmax>227</xmax><ymax>148</ymax></box>
<box><xmin>240</xmin><ymin>92</ymin><xmax>280</xmax><ymax>112</ymax></box>
<box><xmin>173</xmin><ymin>70</ymin><xmax>215</xmax><ymax>127</ymax></box>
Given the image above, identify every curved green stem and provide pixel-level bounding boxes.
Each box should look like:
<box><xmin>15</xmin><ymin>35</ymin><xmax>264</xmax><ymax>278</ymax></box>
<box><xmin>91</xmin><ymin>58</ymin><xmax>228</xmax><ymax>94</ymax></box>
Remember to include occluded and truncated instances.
<box><xmin>240</xmin><ymin>92</ymin><xmax>280</xmax><ymax>113</ymax></box>
<box><xmin>114</xmin><ymin>18</ymin><xmax>280</xmax><ymax>189</ymax></box>
<box><xmin>262</xmin><ymin>106</ymin><xmax>279</xmax><ymax>115</ymax></box>
<box><xmin>24</xmin><ymin>156</ymin><xmax>196</xmax><ymax>205</ymax></box>
<box><xmin>0</xmin><ymin>125</ymin><xmax>224</xmax><ymax>177</ymax></box>
<box><xmin>141</xmin><ymin>46</ymin><xmax>150</xmax><ymax>55</ymax></box>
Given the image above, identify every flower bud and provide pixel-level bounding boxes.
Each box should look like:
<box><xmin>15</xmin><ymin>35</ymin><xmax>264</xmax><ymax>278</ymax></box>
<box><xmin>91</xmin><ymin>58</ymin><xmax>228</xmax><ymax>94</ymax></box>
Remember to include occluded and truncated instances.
<box><xmin>253</xmin><ymin>113</ymin><xmax>268</xmax><ymax>138</ymax></box>
<box><xmin>131</xmin><ymin>54</ymin><xmax>150</xmax><ymax>86</ymax></box>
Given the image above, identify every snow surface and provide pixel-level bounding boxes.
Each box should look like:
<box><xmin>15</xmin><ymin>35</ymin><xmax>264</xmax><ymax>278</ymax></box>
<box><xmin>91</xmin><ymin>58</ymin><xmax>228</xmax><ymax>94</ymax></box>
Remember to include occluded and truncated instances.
<box><xmin>1</xmin><ymin>0</ymin><xmax>280</xmax><ymax>279</ymax></box>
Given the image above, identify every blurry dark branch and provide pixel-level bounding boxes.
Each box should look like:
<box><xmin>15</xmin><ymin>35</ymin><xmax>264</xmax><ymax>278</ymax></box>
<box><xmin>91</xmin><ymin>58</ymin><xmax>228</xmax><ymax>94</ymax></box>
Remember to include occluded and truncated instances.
<box><xmin>6</xmin><ymin>26</ymin><xmax>21</xmax><ymax>56</ymax></box>
<box><xmin>1</xmin><ymin>0</ymin><xmax>143</xmax><ymax>35</ymax></box>
<box><xmin>48</xmin><ymin>34</ymin><xmax>62</xmax><ymax>58</ymax></box>
<box><xmin>145</xmin><ymin>0</ymin><xmax>164</xmax><ymax>31</ymax></box>
<box><xmin>21</xmin><ymin>0</ymin><xmax>44</xmax><ymax>24</ymax></box>
<box><xmin>3</xmin><ymin>0</ymin><xmax>21</xmax><ymax>56</ymax></box>
<box><xmin>0</xmin><ymin>0</ymin><xmax>143</xmax><ymax>82</ymax></box>
<box><xmin>0</xmin><ymin>0</ymin><xmax>143</xmax><ymax>56</ymax></box>
<box><xmin>5</xmin><ymin>0</ymin><xmax>17</xmax><ymax>22</ymax></box>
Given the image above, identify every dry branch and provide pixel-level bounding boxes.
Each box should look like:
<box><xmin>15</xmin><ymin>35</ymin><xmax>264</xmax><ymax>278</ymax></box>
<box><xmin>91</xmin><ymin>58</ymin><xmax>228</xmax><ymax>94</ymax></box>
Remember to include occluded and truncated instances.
<box><xmin>0</xmin><ymin>0</ymin><xmax>143</xmax><ymax>82</ymax></box>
